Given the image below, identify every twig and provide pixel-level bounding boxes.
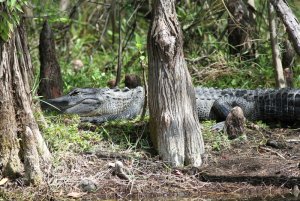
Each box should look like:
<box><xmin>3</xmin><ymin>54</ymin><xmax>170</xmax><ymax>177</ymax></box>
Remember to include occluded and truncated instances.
<box><xmin>285</xmin><ymin>139</ymin><xmax>300</xmax><ymax>143</ymax></box>
<box><xmin>259</xmin><ymin>146</ymin><xmax>286</xmax><ymax>159</ymax></box>
<box><xmin>97</xmin><ymin>7</ymin><xmax>110</xmax><ymax>48</ymax></box>
<box><xmin>86</xmin><ymin>0</ymin><xmax>111</xmax><ymax>7</ymax></box>
<box><xmin>185</xmin><ymin>56</ymin><xmax>208</xmax><ymax>63</ymax></box>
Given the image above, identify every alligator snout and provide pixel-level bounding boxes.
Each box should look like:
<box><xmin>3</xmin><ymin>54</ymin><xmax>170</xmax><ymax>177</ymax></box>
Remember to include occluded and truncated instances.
<box><xmin>43</xmin><ymin>98</ymin><xmax>72</xmax><ymax>112</ymax></box>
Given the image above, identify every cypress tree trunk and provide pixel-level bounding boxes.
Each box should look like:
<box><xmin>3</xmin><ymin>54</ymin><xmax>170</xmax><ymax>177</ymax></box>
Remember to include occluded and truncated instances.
<box><xmin>147</xmin><ymin>0</ymin><xmax>204</xmax><ymax>167</ymax></box>
<box><xmin>0</xmin><ymin>24</ymin><xmax>51</xmax><ymax>185</ymax></box>
<box><xmin>38</xmin><ymin>20</ymin><xmax>63</xmax><ymax>99</ymax></box>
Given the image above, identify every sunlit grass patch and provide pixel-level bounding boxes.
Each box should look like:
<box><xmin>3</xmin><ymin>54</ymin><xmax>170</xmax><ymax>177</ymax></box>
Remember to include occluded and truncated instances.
<box><xmin>43</xmin><ymin>114</ymin><xmax>102</xmax><ymax>153</ymax></box>
<box><xmin>97</xmin><ymin>118</ymin><xmax>151</xmax><ymax>152</ymax></box>
<box><xmin>42</xmin><ymin>113</ymin><xmax>151</xmax><ymax>155</ymax></box>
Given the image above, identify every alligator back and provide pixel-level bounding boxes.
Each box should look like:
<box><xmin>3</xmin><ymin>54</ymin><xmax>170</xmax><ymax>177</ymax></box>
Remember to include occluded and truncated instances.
<box><xmin>257</xmin><ymin>88</ymin><xmax>300</xmax><ymax>123</ymax></box>
<box><xmin>195</xmin><ymin>87</ymin><xmax>300</xmax><ymax>123</ymax></box>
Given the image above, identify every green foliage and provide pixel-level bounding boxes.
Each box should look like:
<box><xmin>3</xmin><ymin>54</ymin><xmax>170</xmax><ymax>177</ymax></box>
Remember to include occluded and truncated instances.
<box><xmin>98</xmin><ymin>119</ymin><xmax>151</xmax><ymax>151</ymax></box>
<box><xmin>0</xmin><ymin>0</ymin><xmax>27</xmax><ymax>41</ymax></box>
<box><xmin>43</xmin><ymin>114</ymin><xmax>102</xmax><ymax>152</ymax></box>
<box><xmin>25</xmin><ymin>0</ymin><xmax>300</xmax><ymax>91</ymax></box>
<box><xmin>42</xmin><ymin>112</ymin><xmax>150</xmax><ymax>155</ymax></box>
<box><xmin>201</xmin><ymin>121</ymin><xmax>231</xmax><ymax>151</ymax></box>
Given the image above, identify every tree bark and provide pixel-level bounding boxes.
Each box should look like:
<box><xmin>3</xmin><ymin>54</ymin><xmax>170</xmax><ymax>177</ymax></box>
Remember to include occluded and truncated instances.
<box><xmin>282</xmin><ymin>39</ymin><xmax>295</xmax><ymax>88</ymax></box>
<box><xmin>0</xmin><ymin>24</ymin><xmax>51</xmax><ymax>184</ymax></box>
<box><xmin>270</xmin><ymin>0</ymin><xmax>300</xmax><ymax>55</ymax></box>
<box><xmin>147</xmin><ymin>0</ymin><xmax>204</xmax><ymax>167</ymax></box>
<box><xmin>268</xmin><ymin>2</ymin><xmax>286</xmax><ymax>88</ymax></box>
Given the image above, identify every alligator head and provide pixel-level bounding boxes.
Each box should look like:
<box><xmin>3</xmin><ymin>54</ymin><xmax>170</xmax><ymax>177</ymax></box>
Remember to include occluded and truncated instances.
<box><xmin>44</xmin><ymin>87</ymin><xmax>145</xmax><ymax>122</ymax></box>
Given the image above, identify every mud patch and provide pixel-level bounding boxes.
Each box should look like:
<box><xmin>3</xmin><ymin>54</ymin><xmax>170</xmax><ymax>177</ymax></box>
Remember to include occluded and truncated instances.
<box><xmin>1</xmin><ymin>124</ymin><xmax>299</xmax><ymax>200</ymax></box>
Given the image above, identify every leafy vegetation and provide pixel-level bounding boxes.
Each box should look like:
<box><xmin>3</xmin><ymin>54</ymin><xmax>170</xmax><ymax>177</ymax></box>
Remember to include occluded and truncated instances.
<box><xmin>42</xmin><ymin>111</ymin><xmax>151</xmax><ymax>154</ymax></box>
<box><xmin>0</xmin><ymin>0</ymin><xmax>27</xmax><ymax>41</ymax></box>
<box><xmin>43</xmin><ymin>114</ymin><xmax>101</xmax><ymax>152</ymax></box>
<box><xmin>26</xmin><ymin>0</ymin><xmax>300</xmax><ymax>92</ymax></box>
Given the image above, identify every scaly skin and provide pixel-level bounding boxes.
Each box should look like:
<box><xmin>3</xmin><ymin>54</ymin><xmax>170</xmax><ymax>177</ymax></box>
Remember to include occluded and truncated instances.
<box><xmin>45</xmin><ymin>87</ymin><xmax>300</xmax><ymax>124</ymax></box>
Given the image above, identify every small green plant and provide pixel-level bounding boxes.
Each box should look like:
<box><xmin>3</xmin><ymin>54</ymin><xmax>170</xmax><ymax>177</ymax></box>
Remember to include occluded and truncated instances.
<box><xmin>43</xmin><ymin>114</ymin><xmax>102</xmax><ymax>152</ymax></box>
<box><xmin>0</xmin><ymin>0</ymin><xmax>27</xmax><ymax>41</ymax></box>
<box><xmin>201</xmin><ymin>121</ymin><xmax>231</xmax><ymax>151</ymax></box>
<box><xmin>98</xmin><ymin>119</ymin><xmax>151</xmax><ymax>152</ymax></box>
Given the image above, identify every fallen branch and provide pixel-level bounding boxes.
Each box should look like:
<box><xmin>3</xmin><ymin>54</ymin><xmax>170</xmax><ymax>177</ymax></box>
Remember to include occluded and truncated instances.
<box><xmin>270</xmin><ymin>0</ymin><xmax>300</xmax><ymax>55</ymax></box>
<box><xmin>285</xmin><ymin>139</ymin><xmax>300</xmax><ymax>143</ymax></box>
<box><xmin>259</xmin><ymin>146</ymin><xmax>286</xmax><ymax>160</ymax></box>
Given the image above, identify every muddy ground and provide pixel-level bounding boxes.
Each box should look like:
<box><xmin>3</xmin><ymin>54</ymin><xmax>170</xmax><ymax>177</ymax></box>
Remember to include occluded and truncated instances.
<box><xmin>0</xmin><ymin>122</ymin><xmax>299</xmax><ymax>200</ymax></box>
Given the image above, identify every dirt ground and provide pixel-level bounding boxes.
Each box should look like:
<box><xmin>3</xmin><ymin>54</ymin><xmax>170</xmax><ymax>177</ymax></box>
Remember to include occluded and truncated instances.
<box><xmin>0</xmin><ymin>123</ymin><xmax>299</xmax><ymax>200</ymax></box>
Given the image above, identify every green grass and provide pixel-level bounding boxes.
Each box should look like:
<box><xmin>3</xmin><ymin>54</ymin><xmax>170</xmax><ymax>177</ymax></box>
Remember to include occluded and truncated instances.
<box><xmin>42</xmin><ymin>112</ymin><xmax>151</xmax><ymax>154</ymax></box>
<box><xmin>201</xmin><ymin>121</ymin><xmax>231</xmax><ymax>151</ymax></box>
<box><xmin>43</xmin><ymin>114</ymin><xmax>101</xmax><ymax>152</ymax></box>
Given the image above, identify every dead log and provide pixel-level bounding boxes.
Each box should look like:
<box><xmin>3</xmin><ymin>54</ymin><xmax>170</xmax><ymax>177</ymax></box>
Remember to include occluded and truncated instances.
<box><xmin>38</xmin><ymin>20</ymin><xmax>64</xmax><ymax>99</ymax></box>
<box><xmin>270</xmin><ymin>0</ymin><xmax>300</xmax><ymax>55</ymax></box>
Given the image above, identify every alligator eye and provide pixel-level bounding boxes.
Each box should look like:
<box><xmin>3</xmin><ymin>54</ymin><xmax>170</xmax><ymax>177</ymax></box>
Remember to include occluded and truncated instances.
<box><xmin>70</xmin><ymin>90</ymin><xmax>80</xmax><ymax>96</ymax></box>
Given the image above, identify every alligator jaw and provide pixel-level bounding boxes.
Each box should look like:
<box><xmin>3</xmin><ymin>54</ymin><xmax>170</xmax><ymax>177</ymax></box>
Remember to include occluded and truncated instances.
<box><xmin>45</xmin><ymin>96</ymin><xmax>73</xmax><ymax>112</ymax></box>
<box><xmin>45</xmin><ymin>97</ymin><xmax>103</xmax><ymax>115</ymax></box>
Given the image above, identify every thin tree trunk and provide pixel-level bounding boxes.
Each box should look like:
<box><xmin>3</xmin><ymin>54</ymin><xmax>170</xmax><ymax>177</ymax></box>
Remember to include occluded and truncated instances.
<box><xmin>0</xmin><ymin>24</ymin><xmax>51</xmax><ymax>185</ymax></box>
<box><xmin>115</xmin><ymin>2</ymin><xmax>122</xmax><ymax>87</ymax></box>
<box><xmin>270</xmin><ymin>0</ymin><xmax>300</xmax><ymax>55</ymax></box>
<box><xmin>148</xmin><ymin>0</ymin><xmax>204</xmax><ymax>167</ymax></box>
<box><xmin>268</xmin><ymin>2</ymin><xmax>286</xmax><ymax>88</ymax></box>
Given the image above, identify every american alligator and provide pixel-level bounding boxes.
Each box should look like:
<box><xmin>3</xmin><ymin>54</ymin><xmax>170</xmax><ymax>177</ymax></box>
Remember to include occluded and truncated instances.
<box><xmin>44</xmin><ymin>86</ymin><xmax>300</xmax><ymax>125</ymax></box>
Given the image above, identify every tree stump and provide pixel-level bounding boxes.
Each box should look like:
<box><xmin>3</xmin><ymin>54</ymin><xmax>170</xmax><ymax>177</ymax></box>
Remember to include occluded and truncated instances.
<box><xmin>224</xmin><ymin>106</ymin><xmax>245</xmax><ymax>139</ymax></box>
<box><xmin>38</xmin><ymin>20</ymin><xmax>63</xmax><ymax>99</ymax></box>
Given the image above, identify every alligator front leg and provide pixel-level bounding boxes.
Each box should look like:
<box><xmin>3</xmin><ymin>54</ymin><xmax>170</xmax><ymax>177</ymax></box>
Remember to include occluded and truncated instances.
<box><xmin>211</xmin><ymin>96</ymin><xmax>251</xmax><ymax>121</ymax></box>
<box><xmin>81</xmin><ymin>115</ymin><xmax>114</xmax><ymax>124</ymax></box>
